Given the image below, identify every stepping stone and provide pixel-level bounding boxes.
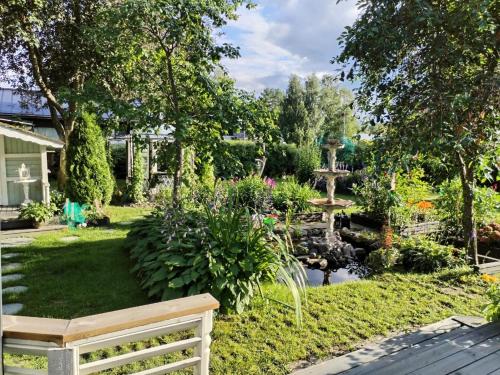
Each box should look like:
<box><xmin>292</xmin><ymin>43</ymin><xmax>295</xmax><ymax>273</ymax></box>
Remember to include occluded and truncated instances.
<box><xmin>2</xmin><ymin>303</ymin><xmax>23</xmax><ymax>315</ymax></box>
<box><xmin>59</xmin><ymin>236</ymin><xmax>80</xmax><ymax>242</ymax></box>
<box><xmin>2</xmin><ymin>263</ymin><xmax>22</xmax><ymax>273</ymax></box>
<box><xmin>0</xmin><ymin>237</ymin><xmax>34</xmax><ymax>248</ymax></box>
<box><xmin>2</xmin><ymin>253</ymin><xmax>21</xmax><ymax>260</ymax></box>
<box><xmin>3</xmin><ymin>286</ymin><xmax>28</xmax><ymax>295</ymax></box>
<box><xmin>2</xmin><ymin>274</ymin><xmax>24</xmax><ymax>283</ymax></box>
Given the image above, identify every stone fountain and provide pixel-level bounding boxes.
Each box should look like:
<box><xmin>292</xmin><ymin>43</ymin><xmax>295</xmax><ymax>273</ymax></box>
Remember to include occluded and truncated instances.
<box><xmin>308</xmin><ymin>139</ymin><xmax>354</xmax><ymax>239</ymax></box>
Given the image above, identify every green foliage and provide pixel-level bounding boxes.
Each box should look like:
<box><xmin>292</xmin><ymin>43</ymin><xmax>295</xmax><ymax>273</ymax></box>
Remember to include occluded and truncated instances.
<box><xmin>366</xmin><ymin>248</ymin><xmax>400</xmax><ymax>273</ymax></box>
<box><xmin>280</xmin><ymin>75</ymin><xmax>308</xmax><ymax>144</ymax></box>
<box><xmin>110</xmin><ymin>145</ymin><xmax>127</xmax><ymax>180</ymax></box>
<box><xmin>231</xmin><ymin>176</ymin><xmax>271</xmax><ymax>212</ymax></box>
<box><xmin>50</xmin><ymin>190</ymin><xmax>66</xmax><ymax>214</ymax></box>
<box><xmin>483</xmin><ymin>283</ymin><xmax>500</xmax><ymax>322</ymax></box>
<box><xmin>436</xmin><ymin>178</ymin><xmax>497</xmax><ymax>236</ymax></box>
<box><xmin>398</xmin><ymin>238</ymin><xmax>466</xmax><ymax>273</ymax></box>
<box><xmin>213</xmin><ymin>141</ymin><xmax>259</xmax><ymax>179</ymax></box>
<box><xmin>19</xmin><ymin>202</ymin><xmax>55</xmax><ymax>224</ymax></box>
<box><xmin>127</xmin><ymin>204</ymin><xmax>306</xmax><ymax>316</ymax></box>
<box><xmin>127</xmin><ymin>147</ymin><xmax>145</xmax><ymax>203</ymax></box>
<box><xmin>213</xmin><ymin>141</ymin><xmax>299</xmax><ymax>179</ymax></box>
<box><xmin>66</xmin><ymin>113</ymin><xmax>114</xmax><ymax>205</ymax></box>
<box><xmin>295</xmin><ymin>144</ymin><xmax>321</xmax><ymax>184</ymax></box>
<box><xmin>352</xmin><ymin>170</ymin><xmax>399</xmax><ymax>222</ymax></box>
<box><xmin>271</xmin><ymin>178</ymin><xmax>320</xmax><ymax>213</ymax></box>
<box><xmin>337</xmin><ymin>0</ymin><xmax>499</xmax><ymax>256</ymax></box>
<box><xmin>265</xmin><ymin>144</ymin><xmax>299</xmax><ymax>177</ymax></box>
<box><xmin>278</xmin><ymin>74</ymin><xmax>359</xmax><ymax>145</ymax></box>
<box><xmin>390</xmin><ymin>169</ymin><xmax>438</xmax><ymax>228</ymax></box>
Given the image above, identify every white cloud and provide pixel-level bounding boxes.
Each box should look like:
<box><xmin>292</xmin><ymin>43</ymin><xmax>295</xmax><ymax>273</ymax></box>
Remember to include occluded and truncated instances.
<box><xmin>220</xmin><ymin>0</ymin><xmax>359</xmax><ymax>92</ymax></box>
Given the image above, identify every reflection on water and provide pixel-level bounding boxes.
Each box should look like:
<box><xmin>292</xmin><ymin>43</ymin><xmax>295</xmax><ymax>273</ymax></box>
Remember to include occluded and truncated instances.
<box><xmin>305</xmin><ymin>267</ymin><xmax>360</xmax><ymax>286</ymax></box>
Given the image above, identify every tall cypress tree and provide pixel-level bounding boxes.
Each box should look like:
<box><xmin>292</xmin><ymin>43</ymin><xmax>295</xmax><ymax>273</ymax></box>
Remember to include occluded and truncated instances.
<box><xmin>66</xmin><ymin>113</ymin><xmax>114</xmax><ymax>205</ymax></box>
<box><xmin>279</xmin><ymin>75</ymin><xmax>308</xmax><ymax>144</ymax></box>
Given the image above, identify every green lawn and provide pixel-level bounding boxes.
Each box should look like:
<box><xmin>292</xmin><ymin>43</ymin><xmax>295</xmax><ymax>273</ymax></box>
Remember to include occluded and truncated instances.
<box><xmin>3</xmin><ymin>206</ymin><xmax>489</xmax><ymax>374</ymax></box>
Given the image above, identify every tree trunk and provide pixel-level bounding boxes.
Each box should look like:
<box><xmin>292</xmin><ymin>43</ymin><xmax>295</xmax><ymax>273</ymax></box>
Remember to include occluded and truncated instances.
<box><xmin>165</xmin><ymin>54</ymin><xmax>183</xmax><ymax>207</ymax></box>
<box><xmin>172</xmin><ymin>138</ymin><xmax>184</xmax><ymax>206</ymax></box>
<box><xmin>57</xmin><ymin>118</ymin><xmax>76</xmax><ymax>190</ymax></box>
<box><xmin>458</xmin><ymin>155</ymin><xmax>478</xmax><ymax>265</ymax></box>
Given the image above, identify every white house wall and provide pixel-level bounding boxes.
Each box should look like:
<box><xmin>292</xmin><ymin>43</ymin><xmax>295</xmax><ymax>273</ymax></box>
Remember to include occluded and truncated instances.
<box><xmin>3</xmin><ymin>136</ymin><xmax>43</xmax><ymax>205</ymax></box>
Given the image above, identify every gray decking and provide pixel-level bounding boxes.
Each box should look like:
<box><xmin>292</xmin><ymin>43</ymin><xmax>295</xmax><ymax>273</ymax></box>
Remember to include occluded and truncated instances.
<box><xmin>292</xmin><ymin>316</ymin><xmax>500</xmax><ymax>375</ymax></box>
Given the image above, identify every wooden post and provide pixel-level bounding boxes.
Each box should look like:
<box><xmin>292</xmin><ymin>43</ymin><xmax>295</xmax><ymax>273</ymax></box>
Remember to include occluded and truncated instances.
<box><xmin>48</xmin><ymin>347</ymin><xmax>79</xmax><ymax>375</ymax></box>
<box><xmin>0</xmin><ymin>135</ymin><xmax>8</xmax><ymax>205</ymax></box>
<box><xmin>126</xmin><ymin>135</ymin><xmax>134</xmax><ymax>184</ymax></box>
<box><xmin>148</xmin><ymin>138</ymin><xmax>157</xmax><ymax>184</ymax></box>
<box><xmin>40</xmin><ymin>146</ymin><xmax>50</xmax><ymax>204</ymax></box>
<box><xmin>194</xmin><ymin>310</ymin><xmax>213</xmax><ymax>375</ymax></box>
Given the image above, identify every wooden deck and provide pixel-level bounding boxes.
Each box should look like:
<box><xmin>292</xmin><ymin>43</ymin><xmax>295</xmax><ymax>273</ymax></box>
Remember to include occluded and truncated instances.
<box><xmin>292</xmin><ymin>316</ymin><xmax>500</xmax><ymax>375</ymax></box>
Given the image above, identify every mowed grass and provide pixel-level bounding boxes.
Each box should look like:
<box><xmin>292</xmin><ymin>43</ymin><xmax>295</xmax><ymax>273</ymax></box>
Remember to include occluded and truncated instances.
<box><xmin>2</xmin><ymin>205</ymin><xmax>152</xmax><ymax>317</ymax></box>
<box><xmin>2</xmin><ymin>206</ymin><xmax>490</xmax><ymax>374</ymax></box>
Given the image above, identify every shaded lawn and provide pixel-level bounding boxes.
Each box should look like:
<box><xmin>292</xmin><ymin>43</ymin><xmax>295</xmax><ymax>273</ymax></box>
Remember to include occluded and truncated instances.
<box><xmin>2</xmin><ymin>206</ymin><xmax>151</xmax><ymax>317</ymax></box>
<box><xmin>2</xmin><ymin>206</ymin><xmax>489</xmax><ymax>374</ymax></box>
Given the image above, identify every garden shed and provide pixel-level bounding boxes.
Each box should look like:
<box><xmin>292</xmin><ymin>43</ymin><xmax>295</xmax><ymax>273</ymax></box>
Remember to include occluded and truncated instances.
<box><xmin>0</xmin><ymin>121</ymin><xmax>63</xmax><ymax>206</ymax></box>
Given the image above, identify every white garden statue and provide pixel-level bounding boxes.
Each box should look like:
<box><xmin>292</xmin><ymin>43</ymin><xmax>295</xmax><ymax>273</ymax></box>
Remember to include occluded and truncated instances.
<box><xmin>14</xmin><ymin>163</ymin><xmax>38</xmax><ymax>205</ymax></box>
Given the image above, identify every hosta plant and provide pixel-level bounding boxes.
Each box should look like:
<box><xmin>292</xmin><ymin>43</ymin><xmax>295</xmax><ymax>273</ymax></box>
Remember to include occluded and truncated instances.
<box><xmin>127</xmin><ymin>202</ymin><xmax>306</xmax><ymax>322</ymax></box>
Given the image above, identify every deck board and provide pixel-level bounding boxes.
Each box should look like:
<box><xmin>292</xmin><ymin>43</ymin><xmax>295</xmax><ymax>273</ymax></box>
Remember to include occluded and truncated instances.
<box><xmin>291</xmin><ymin>317</ymin><xmax>500</xmax><ymax>375</ymax></box>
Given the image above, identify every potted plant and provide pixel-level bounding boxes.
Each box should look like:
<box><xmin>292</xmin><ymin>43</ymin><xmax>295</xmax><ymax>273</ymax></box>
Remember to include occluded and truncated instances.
<box><xmin>84</xmin><ymin>204</ymin><xmax>111</xmax><ymax>227</ymax></box>
<box><xmin>18</xmin><ymin>202</ymin><xmax>55</xmax><ymax>228</ymax></box>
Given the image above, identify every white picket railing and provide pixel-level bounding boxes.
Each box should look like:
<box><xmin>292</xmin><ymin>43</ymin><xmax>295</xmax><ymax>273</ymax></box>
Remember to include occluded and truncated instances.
<box><xmin>2</xmin><ymin>294</ymin><xmax>218</xmax><ymax>375</ymax></box>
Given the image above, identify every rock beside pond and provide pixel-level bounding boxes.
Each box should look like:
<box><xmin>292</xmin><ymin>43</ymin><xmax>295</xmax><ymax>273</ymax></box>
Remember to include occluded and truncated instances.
<box><xmin>306</xmin><ymin>258</ymin><xmax>328</xmax><ymax>269</ymax></box>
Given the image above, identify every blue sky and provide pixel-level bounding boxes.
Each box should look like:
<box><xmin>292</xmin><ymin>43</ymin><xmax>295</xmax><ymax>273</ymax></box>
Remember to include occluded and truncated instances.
<box><xmin>220</xmin><ymin>0</ymin><xmax>359</xmax><ymax>93</ymax></box>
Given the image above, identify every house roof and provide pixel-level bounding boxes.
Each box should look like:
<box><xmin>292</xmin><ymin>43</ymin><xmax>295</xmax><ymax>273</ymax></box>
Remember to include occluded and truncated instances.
<box><xmin>0</xmin><ymin>88</ymin><xmax>51</xmax><ymax>119</ymax></box>
<box><xmin>0</xmin><ymin>121</ymin><xmax>64</xmax><ymax>149</ymax></box>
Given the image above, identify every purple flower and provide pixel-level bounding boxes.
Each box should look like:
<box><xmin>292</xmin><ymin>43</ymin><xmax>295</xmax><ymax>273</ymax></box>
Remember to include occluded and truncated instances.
<box><xmin>264</xmin><ymin>177</ymin><xmax>277</xmax><ymax>189</ymax></box>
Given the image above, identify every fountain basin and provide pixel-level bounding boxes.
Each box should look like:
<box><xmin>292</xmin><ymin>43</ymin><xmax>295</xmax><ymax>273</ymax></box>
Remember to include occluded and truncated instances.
<box><xmin>308</xmin><ymin>198</ymin><xmax>354</xmax><ymax>209</ymax></box>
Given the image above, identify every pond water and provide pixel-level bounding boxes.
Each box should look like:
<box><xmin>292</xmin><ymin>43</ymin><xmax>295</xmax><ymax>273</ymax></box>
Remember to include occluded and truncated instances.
<box><xmin>305</xmin><ymin>267</ymin><xmax>360</xmax><ymax>286</ymax></box>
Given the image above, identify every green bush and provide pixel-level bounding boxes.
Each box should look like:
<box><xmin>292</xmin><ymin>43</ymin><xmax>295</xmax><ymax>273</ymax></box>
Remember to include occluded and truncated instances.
<box><xmin>213</xmin><ymin>141</ymin><xmax>259</xmax><ymax>179</ymax></box>
<box><xmin>483</xmin><ymin>283</ymin><xmax>500</xmax><ymax>322</ymax></box>
<box><xmin>264</xmin><ymin>144</ymin><xmax>299</xmax><ymax>177</ymax></box>
<box><xmin>231</xmin><ymin>176</ymin><xmax>271</xmax><ymax>212</ymax></box>
<box><xmin>127</xmin><ymin>204</ymin><xmax>306</xmax><ymax>316</ymax></box>
<box><xmin>19</xmin><ymin>202</ymin><xmax>55</xmax><ymax>224</ymax></box>
<box><xmin>398</xmin><ymin>237</ymin><xmax>466</xmax><ymax>273</ymax></box>
<box><xmin>110</xmin><ymin>144</ymin><xmax>127</xmax><ymax>179</ymax></box>
<box><xmin>366</xmin><ymin>248</ymin><xmax>400</xmax><ymax>273</ymax></box>
<box><xmin>295</xmin><ymin>144</ymin><xmax>321</xmax><ymax>184</ymax></box>
<box><xmin>126</xmin><ymin>147</ymin><xmax>145</xmax><ymax>203</ymax></box>
<box><xmin>50</xmin><ymin>189</ymin><xmax>66</xmax><ymax>214</ymax></box>
<box><xmin>271</xmin><ymin>178</ymin><xmax>320</xmax><ymax>213</ymax></box>
<box><xmin>436</xmin><ymin>178</ymin><xmax>497</xmax><ymax>236</ymax></box>
<box><xmin>66</xmin><ymin>113</ymin><xmax>114</xmax><ymax>205</ymax></box>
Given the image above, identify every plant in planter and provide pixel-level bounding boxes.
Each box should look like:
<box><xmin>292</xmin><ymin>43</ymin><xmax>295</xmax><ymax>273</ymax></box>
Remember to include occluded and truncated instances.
<box><xmin>84</xmin><ymin>200</ymin><xmax>111</xmax><ymax>227</ymax></box>
<box><xmin>19</xmin><ymin>202</ymin><xmax>56</xmax><ymax>228</ymax></box>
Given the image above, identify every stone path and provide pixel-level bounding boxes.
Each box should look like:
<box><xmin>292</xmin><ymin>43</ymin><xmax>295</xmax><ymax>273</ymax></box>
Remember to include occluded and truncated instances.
<box><xmin>0</xmin><ymin>236</ymin><xmax>30</xmax><ymax>315</ymax></box>
<box><xmin>59</xmin><ymin>236</ymin><xmax>80</xmax><ymax>242</ymax></box>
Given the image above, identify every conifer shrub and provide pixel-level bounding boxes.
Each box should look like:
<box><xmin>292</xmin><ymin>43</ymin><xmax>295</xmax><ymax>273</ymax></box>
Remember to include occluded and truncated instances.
<box><xmin>66</xmin><ymin>112</ymin><xmax>114</xmax><ymax>205</ymax></box>
<box><xmin>127</xmin><ymin>146</ymin><xmax>145</xmax><ymax>203</ymax></box>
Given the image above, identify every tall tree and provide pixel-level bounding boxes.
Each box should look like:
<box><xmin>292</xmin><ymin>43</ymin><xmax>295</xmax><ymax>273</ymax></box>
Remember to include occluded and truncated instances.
<box><xmin>337</xmin><ymin>0</ymin><xmax>499</xmax><ymax>263</ymax></box>
<box><xmin>304</xmin><ymin>74</ymin><xmax>324</xmax><ymax>144</ymax></box>
<box><xmin>279</xmin><ymin>74</ymin><xmax>308</xmax><ymax>144</ymax></box>
<box><xmin>320</xmin><ymin>76</ymin><xmax>358</xmax><ymax>139</ymax></box>
<box><xmin>93</xmin><ymin>0</ymin><xmax>249</xmax><ymax>205</ymax></box>
<box><xmin>0</xmin><ymin>0</ymin><xmax>111</xmax><ymax>187</ymax></box>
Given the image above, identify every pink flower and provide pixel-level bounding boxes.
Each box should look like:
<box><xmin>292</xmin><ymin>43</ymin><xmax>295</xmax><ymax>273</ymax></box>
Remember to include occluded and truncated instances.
<box><xmin>264</xmin><ymin>177</ymin><xmax>277</xmax><ymax>189</ymax></box>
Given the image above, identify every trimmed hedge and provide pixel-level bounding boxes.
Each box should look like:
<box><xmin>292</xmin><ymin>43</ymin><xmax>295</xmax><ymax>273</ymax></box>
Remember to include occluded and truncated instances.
<box><xmin>213</xmin><ymin>141</ymin><xmax>299</xmax><ymax>179</ymax></box>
